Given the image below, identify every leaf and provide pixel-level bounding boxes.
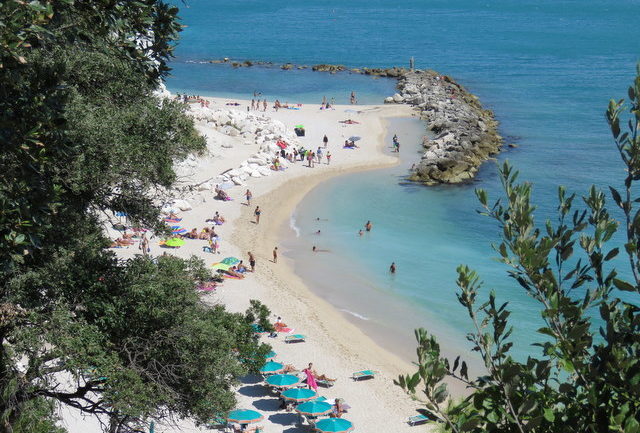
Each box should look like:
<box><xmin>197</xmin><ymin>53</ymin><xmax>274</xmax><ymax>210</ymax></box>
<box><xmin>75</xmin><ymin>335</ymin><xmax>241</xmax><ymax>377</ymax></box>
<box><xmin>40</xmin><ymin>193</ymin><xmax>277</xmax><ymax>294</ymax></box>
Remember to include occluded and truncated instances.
<box><xmin>613</xmin><ymin>278</ymin><xmax>637</xmax><ymax>292</ymax></box>
<box><xmin>543</xmin><ymin>408</ymin><xmax>555</xmax><ymax>422</ymax></box>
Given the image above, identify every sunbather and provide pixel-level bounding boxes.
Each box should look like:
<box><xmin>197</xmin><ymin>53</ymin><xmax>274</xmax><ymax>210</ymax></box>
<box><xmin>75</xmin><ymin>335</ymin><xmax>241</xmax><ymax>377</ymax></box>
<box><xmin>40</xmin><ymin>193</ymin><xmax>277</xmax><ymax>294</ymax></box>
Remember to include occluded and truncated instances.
<box><xmin>186</xmin><ymin>228</ymin><xmax>198</xmax><ymax>239</ymax></box>
<box><xmin>199</xmin><ymin>227</ymin><xmax>211</xmax><ymax>240</ymax></box>
<box><xmin>330</xmin><ymin>398</ymin><xmax>345</xmax><ymax>418</ymax></box>
<box><xmin>215</xmin><ymin>187</ymin><xmax>230</xmax><ymax>201</ymax></box>
<box><xmin>225</xmin><ymin>266</ymin><xmax>244</xmax><ymax>279</ymax></box>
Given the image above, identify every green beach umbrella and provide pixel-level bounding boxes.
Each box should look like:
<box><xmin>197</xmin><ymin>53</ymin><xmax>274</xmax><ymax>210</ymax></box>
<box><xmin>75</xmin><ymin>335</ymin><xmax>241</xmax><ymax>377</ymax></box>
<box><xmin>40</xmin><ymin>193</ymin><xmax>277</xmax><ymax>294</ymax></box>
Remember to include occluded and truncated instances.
<box><xmin>315</xmin><ymin>417</ymin><xmax>354</xmax><ymax>433</ymax></box>
<box><xmin>265</xmin><ymin>374</ymin><xmax>300</xmax><ymax>388</ymax></box>
<box><xmin>259</xmin><ymin>361</ymin><xmax>284</xmax><ymax>374</ymax></box>
<box><xmin>282</xmin><ymin>388</ymin><xmax>317</xmax><ymax>403</ymax></box>
<box><xmin>295</xmin><ymin>124</ymin><xmax>304</xmax><ymax>128</ymax></box>
<box><xmin>227</xmin><ymin>409</ymin><xmax>264</xmax><ymax>424</ymax></box>
<box><xmin>164</xmin><ymin>237</ymin><xmax>185</xmax><ymax>247</ymax></box>
<box><xmin>220</xmin><ymin>257</ymin><xmax>240</xmax><ymax>265</ymax></box>
<box><xmin>295</xmin><ymin>400</ymin><xmax>332</xmax><ymax>416</ymax></box>
<box><xmin>211</xmin><ymin>262</ymin><xmax>232</xmax><ymax>271</ymax></box>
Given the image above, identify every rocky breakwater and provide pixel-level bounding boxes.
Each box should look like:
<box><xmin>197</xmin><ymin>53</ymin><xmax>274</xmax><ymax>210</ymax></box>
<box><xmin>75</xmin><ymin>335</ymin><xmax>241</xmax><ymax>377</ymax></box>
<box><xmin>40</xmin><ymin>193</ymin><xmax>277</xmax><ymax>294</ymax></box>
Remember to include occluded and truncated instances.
<box><xmin>385</xmin><ymin>70</ymin><xmax>502</xmax><ymax>184</ymax></box>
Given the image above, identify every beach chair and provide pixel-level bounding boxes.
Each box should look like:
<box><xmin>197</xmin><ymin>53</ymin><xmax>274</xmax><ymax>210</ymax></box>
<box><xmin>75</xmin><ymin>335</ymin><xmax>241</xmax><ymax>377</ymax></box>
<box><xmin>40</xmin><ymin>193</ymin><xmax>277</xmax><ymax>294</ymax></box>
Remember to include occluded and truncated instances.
<box><xmin>352</xmin><ymin>369</ymin><xmax>378</xmax><ymax>381</ymax></box>
<box><xmin>407</xmin><ymin>414</ymin><xmax>430</xmax><ymax>426</ymax></box>
<box><xmin>285</xmin><ymin>334</ymin><xmax>306</xmax><ymax>343</ymax></box>
<box><xmin>316</xmin><ymin>378</ymin><xmax>336</xmax><ymax>388</ymax></box>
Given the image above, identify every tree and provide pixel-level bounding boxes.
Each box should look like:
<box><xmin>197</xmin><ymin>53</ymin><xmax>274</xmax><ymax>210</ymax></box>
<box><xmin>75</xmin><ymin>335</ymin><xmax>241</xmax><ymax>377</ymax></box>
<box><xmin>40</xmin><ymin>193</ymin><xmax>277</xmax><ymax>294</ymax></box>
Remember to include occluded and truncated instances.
<box><xmin>1</xmin><ymin>2</ymin><xmax>269</xmax><ymax>431</ymax></box>
<box><xmin>396</xmin><ymin>66</ymin><xmax>640</xmax><ymax>432</ymax></box>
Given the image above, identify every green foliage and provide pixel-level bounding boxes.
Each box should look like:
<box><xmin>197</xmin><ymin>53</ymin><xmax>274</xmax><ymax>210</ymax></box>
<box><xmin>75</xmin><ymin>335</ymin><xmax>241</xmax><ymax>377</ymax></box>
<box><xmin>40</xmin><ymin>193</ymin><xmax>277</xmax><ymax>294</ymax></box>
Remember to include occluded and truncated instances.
<box><xmin>0</xmin><ymin>1</ymin><xmax>266</xmax><ymax>432</ymax></box>
<box><xmin>397</xmin><ymin>65</ymin><xmax>640</xmax><ymax>432</ymax></box>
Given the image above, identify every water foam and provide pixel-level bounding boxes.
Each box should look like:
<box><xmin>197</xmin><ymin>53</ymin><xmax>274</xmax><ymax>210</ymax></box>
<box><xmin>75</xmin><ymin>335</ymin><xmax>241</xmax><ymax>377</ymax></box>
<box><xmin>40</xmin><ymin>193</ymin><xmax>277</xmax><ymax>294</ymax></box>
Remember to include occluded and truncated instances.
<box><xmin>340</xmin><ymin>309</ymin><xmax>369</xmax><ymax>321</ymax></box>
<box><xmin>289</xmin><ymin>213</ymin><xmax>301</xmax><ymax>238</ymax></box>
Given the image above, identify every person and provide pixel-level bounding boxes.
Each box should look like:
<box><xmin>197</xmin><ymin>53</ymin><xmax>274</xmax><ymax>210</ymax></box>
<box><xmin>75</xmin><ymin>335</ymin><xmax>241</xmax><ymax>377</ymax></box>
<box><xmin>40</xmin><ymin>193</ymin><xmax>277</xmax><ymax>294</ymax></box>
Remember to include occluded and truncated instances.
<box><xmin>316</xmin><ymin>230</ymin><xmax>321</xmax><ymax>235</ymax></box>
<box><xmin>251</xmin><ymin>99</ymin><xmax>255</xmax><ymax>110</ymax></box>
<box><xmin>321</xmin><ymin>95</ymin><xmax>326</xmax><ymax>107</ymax></box>
<box><xmin>254</xmin><ymin>206</ymin><xmax>261</xmax><ymax>224</ymax></box>
<box><xmin>312</xmin><ymin>246</ymin><xmax>317</xmax><ymax>252</ymax></box>
<box><xmin>199</xmin><ymin>227</ymin><xmax>210</xmax><ymax>240</ymax></box>
<box><xmin>213</xmin><ymin>211</ymin><xmax>225</xmax><ymax>224</ymax></box>
<box><xmin>248</xmin><ymin>251</ymin><xmax>256</xmax><ymax>272</ymax></box>
<box><xmin>390</xmin><ymin>262</ymin><xmax>396</xmax><ymax>274</ymax></box>
<box><xmin>316</xmin><ymin>147</ymin><xmax>323</xmax><ymax>164</ymax></box>
<box><xmin>350</xmin><ymin>90</ymin><xmax>356</xmax><ymax>105</ymax></box>
<box><xmin>263</xmin><ymin>99</ymin><xmax>267</xmax><ymax>111</ymax></box>
<box><xmin>140</xmin><ymin>234</ymin><xmax>150</xmax><ymax>256</ymax></box>
<box><xmin>245</xmin><ymin>189</ymin><xmax>252</xmax><ymax>206</ymax></box>
<box><xmin>237</xmin><ymin>260</ymin><xmax>248</xmax><ymax>273</ymax></box>
<box><xmin>358</xmin><ymin>229</ymin><xmax>363</xmax><ymax>236</ymax></box>
<box><xmin>186</xmin><ymin>228</ymin><xmax>198</xmax><ymax>239</ymax></box>
<box><xmin>272</xmin><ymin>246</ymin><xmax>278</xmax><ymax>263</ymax></box>
<box><xmin>209</xmin><ymin>236</ymin><xmax>219</xmax><ymax>254</ymax></box>
<box><xmin>214</xmin><ymin>186</ymin><xmax>229</xmax><ymax>201</ymax></box>
<box><xmin>303</xmin><ymin>363</ymin><xmax>318</xmax><ymax>391</ymax></box>
<box><xmin>326</xmin><ymin>151</ymin><xmax>331</xmax><ymax>165</ymax></box>
<box><xmin>323</xmin><ymin>134</ymin><xmax>329</xmax><ymax>148</ymax></box>
<box><xmin>330</xmin><ymin>398</ymin><xmax>345</xmax><ymax>418</ymax></box>
<box><xmin>226</xmin><ymin>266</ymin><xmax>244</xmax><ymax>279</ymax></box>
<box><xmin>365</xmin><ymin>220</ymin><xmax>372</xmax><ymax>232</ymax></box>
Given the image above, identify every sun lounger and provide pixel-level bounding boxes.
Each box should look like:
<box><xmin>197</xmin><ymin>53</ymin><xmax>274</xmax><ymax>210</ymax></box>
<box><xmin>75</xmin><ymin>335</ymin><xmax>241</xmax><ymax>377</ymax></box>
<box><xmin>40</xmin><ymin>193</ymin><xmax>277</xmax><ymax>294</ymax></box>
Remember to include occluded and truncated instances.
<box><xmin>316</xmin><ymin>378</ymin><xmax>336</xmax><ymax>388</ymax></box>
<box><xmin>408</xmin><ymin>414</ymin><xmax>430</xmax><ymax>426</ymax></box>
<box><xmin>284</xmin><ymin>334</ymin><xmax>306</xmax><ymax>343</ymax></box>
<box><xmin>352</xmin><ymin>369</ymin><xmax>378</xmax><ymax>380</ymax></box>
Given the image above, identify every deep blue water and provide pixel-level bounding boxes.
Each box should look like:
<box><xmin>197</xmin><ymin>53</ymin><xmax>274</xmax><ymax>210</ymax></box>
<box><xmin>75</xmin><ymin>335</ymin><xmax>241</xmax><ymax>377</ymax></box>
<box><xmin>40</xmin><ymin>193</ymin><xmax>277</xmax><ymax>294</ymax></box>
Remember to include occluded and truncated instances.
<box><xmin>166</xmin><ymin>0</ymin><xmax>640</xmax><ymax>361</ymax></box>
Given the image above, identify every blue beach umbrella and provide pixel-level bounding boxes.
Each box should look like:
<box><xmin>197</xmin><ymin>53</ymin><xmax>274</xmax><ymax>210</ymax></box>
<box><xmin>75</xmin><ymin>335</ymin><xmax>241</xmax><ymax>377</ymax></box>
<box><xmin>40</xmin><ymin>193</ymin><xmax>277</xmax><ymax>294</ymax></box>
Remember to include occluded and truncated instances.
<box><xmin>265</xmin><ymin>374</ymin><xmax>300</xmax><ymax>388</ymax></box>
<box><xmin>282</xmin><ymin>388</ymin><xmax>317</xmax><ymax>403</ymax></box>
<box><xmin>227</xmin><ymin>409</ymin><xmax>264</xmax><ymax>424</ymax></box>
<box><xmin>265</xmin><ymin>350</ymin><xmax>276</xmax><ymax>359</ymax></box>
<box><xmin>260</xmin><ymin>361</ymin><xmax>284</xmax><ymax>374</ymax></box>
<box><xmin>315</xmin><ymin>417</ymin><xmax>354</xmax><ymax>433</ymax></box>
<box><xmin>295</xmin><ymin>400</ymin><xmax>332</xmax><ymax>416</ymax></box>
<box><xmin>171</xmin><ymin>225</ymin><xmax>187</xmax><ymax>235</ymax></box>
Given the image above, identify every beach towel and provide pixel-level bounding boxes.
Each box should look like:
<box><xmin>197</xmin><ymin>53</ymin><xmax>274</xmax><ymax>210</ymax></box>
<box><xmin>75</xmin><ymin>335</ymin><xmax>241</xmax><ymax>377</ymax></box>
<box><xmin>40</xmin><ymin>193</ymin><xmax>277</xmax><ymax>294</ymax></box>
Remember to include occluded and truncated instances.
<box><xmin>303</xmin><ymin>369</ymin><xmax>318</xmax><ymax>391</ymax></box>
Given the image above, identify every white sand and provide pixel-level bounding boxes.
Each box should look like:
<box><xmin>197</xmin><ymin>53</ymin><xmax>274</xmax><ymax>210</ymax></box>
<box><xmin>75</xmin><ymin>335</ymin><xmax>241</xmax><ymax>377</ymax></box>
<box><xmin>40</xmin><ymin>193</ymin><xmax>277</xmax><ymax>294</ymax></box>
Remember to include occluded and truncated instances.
<box><xmin>65</xmin><ymin>97</ymin><xmax>436</xmax><ymax>432</ymax></box>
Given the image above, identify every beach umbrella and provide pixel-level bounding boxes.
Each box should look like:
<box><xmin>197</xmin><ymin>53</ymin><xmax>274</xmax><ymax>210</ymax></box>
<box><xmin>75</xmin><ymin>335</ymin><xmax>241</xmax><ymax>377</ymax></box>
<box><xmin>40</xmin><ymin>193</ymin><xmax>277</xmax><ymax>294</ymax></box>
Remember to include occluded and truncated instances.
<box><xmin>295</xmin><ymin>400</ymin><xmax>332</xmax><ymax>416</ymax></box>
<box><xmin>211</xmin><ymin>262</ymin><xmax>232</xmax><ymax>271</ymax></box>
<box><xmin>295</xmin><ymin>124</ymin><xmax>305</xmax><ymax>128</ymax></box>
<box><xmin>165</xmin><ymin>238</ymin><xmax>185</xmax><ymax>247</ymax></box>
<box><xmin>260</xmin><ymin>361</ymin><xmax>284</xmax><ymax>374</ymax></box>
<box><xmin>282</xmin><ymin>388</ymin><xmax>317</xmax><ymax>403</ymax></box>
<box><xmin>226</xmin><ymin>409</ymin><xmax>264</xmax><ymax>424</ymax></box>
<box><xmin>348</xmin><ymin>136</ymin><xmax>362</xmax><ymax>142</ymax></box>
<box><xmin>265</xmin><ymin>350</ymin><xmax>276</xmax><ymax>359</ymax></box>
<box><xmin>315</xmin><ymin>417</ymin><xmax>354</xmax><ymax>433</ymax></box>
<box><xmin>220</xmin><ymin>257</ymin><xmax>240</xmax><ymax>265</ymax></box>
<box><xmin>265</xmin><ymin>374</ymin><xmax>300</xmax><ymax>388</ymax></box>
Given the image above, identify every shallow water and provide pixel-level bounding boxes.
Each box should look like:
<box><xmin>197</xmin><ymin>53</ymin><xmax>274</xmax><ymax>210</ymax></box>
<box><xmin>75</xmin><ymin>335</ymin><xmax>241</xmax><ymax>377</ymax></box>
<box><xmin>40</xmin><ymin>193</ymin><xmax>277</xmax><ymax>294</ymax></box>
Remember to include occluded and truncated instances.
<box><xmin>167</xmin><ymin>0</ymin><xmax>640</xmax><ymax>361</ymax></box>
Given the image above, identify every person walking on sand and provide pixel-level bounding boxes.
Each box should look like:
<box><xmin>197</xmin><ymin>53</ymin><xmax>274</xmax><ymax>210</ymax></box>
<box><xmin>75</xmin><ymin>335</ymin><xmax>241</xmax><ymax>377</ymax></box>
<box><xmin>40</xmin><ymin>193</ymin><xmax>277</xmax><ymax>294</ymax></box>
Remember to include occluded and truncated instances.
<box><xmin>326</xmin><ymin>151</ymin><xmax>331</xmax><ymax>165</ymax></box>
<box><xmin>390</xmin><ymin>262</ymin><xmax>396</xmax><ymax>274</ymax></box>
<box><xmin>316</xmin><ymin>147</ymin><xmax>323</xmax><ymax>164</ymax></box>
<box><xmin>263</xmin><ymin>99</ymin><xmax>267</xmax><ymax>111</ymax></box>
<box><xmin>245</xmin><ymin>189</ymin><xmax>252</xmax><ymax>206</ymax></box>
<box><xmin>365</xmin><ymin>220</ymin><xmax>372</xmax><ymax>232</ymax></box>
<box><xmin>272</xmin><ymin>247</ymin><xmax>278</xmax><ymax>263</ymax></box>
<box><xmin>323</xmin><ymin>134</ymin><xmax>329</xmax><ymax>148</ymax></box>
<box><xmin>140</xmin><ymin>233</ymin><xmax>150</xmax><ymax>256</ymax></box>
<box><xmin>251</xmin><ymin>99</ymin><xmax>255</xmax><ymax>110</ymax></box>
<box><xmin>303</xmin><ymin>363</ymin><xmax>318</xmax><ymax>391</ymax></box>
<box><xmin>254</xmin><ymin>206</ymin><xmax>261</xmax><ymax>224</ymax></box>
<box><xmin>248</xmin><ymin>251</ymin><xmax>256</xmax><ymax>272</ymax></box>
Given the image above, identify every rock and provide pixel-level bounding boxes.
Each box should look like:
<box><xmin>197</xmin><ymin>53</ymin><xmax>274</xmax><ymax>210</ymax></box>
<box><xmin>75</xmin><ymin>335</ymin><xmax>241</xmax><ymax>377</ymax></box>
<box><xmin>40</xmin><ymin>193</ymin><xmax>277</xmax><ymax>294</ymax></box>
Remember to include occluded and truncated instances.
<box><xmin>312</xmin><ymin>64</ymin><xmax>346</xmax><ymax>72</ymax></box>
<box><xmin>231</xmin><ymin>176</ymin><xmax>244</xmax><ymax>185</ymax></box>
<box><xmin>221</xmin><ymin>142</ymin><xmax>233</xmax><ymax>149</ymax></box>
<box><xmin>250</xmin><ymin>170</ymin><xmax>262</xmax><ymax>178</ymax></box>
<box><xmin>384</xmin><ymin>96</ymin><xmax>394</xmax><ymax>104</ymax></box>
<box><xmin>392</xmin><ymin>93</ymin><xmax>404</xmax><ymax>103</ymax></box>
<box><xmin>173</xmin><ymin>199</ymin><xmax>192</xmax><ymax>211</ymax></box>
<box><xmin>281</xmin><ymin>63</ymin><xmax>293</xmax><ymax>70</ymax></box>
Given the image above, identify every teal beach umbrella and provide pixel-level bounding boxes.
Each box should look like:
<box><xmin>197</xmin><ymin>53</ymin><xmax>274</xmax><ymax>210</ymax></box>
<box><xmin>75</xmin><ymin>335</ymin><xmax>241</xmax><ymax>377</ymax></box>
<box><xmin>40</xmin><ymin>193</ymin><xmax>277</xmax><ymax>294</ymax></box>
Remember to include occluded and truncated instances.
<box><xmin>227</xmin><ymin>409</ymin><xmax>264</xmax><ymax>424</ymax></box>
<box><xmin>220</xmin><ymin>256</ymin><xmax>240</xmax><ymax>265</ymax></box>
<box><xmin>282</xmin><ymin>388</ymin><xmax>317</xmax><ymax>403</ymax></box>
<box><xmin>315</xmin><ymin>418</ymin><xmax>354</xmax><ymax>433</ymax></box>
<box><xmin>265</xmin><ymin>350</ymin><xmax>276</xmax><ymax>359</ymax></box>
<box><xmin>259</xmin><ymin>361</ymin><xmax>284</xmax><ymax>374</ymax></box>
<box><xmin>265</xmin><ymin>374</ymin><xmax>300</xmax><ymax>388</ymax></box>
<box><xmin>295</xmin><ymin>399</ymin><xmax>332</xmax><ymax>416</ymax></box>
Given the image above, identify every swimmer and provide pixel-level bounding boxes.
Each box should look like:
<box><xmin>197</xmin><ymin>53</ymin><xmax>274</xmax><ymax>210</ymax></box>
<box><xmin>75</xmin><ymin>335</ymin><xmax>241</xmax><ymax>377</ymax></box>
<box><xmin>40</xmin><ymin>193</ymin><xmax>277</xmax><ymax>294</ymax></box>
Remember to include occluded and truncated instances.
<box><xmin>358</xmin><ymin>230</ymin><xmax>363</xmax><ymax>236</ymax></box>
<box><xmin>390</xmin><ymin>262</ymin><xmax>396</xmax><ymax>273</ymax></box>
<box><xmin>316</xmin><ymin>230</ymin><xmax>321</xmax><ymax>235</ymax></box>
<box><xmin>312</xmin><ymin>246</ymin><xmax>317</xmax><ymax>252</ymax></box>
<box><xmin>365</xmin><ymin>220</ymin><xmax>372</xmax><ymax>232</ymax></box>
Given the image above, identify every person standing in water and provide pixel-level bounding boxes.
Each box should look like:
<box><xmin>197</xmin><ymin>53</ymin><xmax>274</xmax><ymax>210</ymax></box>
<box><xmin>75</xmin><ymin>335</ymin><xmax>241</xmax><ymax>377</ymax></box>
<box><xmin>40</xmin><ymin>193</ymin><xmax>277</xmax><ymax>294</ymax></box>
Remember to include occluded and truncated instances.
<box><xmin>390</xmin><ymin>262</ymin><xmax>396</xmax><ymax>273</ymax></box>
<box><xmin>365</xmin><ymin>220</ymin><xmax>372</xmax><ymax>232</ymax></box>
<box><xmin>272</xmin><ymin>247</ymin><xmax>278</xmax><ymax>263</ymax></box>
<box><xmin>254</xmin><ymin>206</ymin><xmax>261</xmax><ymax>224</ymax></box>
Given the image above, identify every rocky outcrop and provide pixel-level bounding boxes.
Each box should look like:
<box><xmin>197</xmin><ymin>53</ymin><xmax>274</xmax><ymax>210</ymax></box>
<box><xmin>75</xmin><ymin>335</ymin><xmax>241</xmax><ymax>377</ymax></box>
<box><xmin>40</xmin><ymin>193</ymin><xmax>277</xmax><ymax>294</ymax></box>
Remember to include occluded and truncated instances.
<box><xmin>312</xmin><ymin>64</ymin><xmax>347</xmax><ymax>73</ymax></box>
<box><xmin>385</xmin><ymin>70</ymin><xmax>502</xmax><ymax>184</ymax></box>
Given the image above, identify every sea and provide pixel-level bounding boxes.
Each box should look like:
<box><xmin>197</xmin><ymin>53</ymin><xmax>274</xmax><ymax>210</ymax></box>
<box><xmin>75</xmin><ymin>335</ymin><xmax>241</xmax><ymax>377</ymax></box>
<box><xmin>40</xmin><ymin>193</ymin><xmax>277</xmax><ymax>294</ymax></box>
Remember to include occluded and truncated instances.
<box><xmin>166</xmin><ymin>0</ymin><xmax>640</xmax><ymax>363</ymax></box>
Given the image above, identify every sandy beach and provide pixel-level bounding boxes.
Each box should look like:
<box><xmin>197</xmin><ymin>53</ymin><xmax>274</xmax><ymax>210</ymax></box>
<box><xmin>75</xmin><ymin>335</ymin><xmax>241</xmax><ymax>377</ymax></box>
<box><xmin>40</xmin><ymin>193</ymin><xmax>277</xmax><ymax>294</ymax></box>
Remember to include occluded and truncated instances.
<box><xmin>67</xmin><ymin>96</ymin><xmax>437</xmax><ymax>433</ymax></box>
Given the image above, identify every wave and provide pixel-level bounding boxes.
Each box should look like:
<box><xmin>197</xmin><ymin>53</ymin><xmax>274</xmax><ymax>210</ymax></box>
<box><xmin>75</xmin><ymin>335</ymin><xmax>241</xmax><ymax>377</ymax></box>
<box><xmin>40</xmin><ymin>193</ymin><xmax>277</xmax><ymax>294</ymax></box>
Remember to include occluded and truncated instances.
<box><xmin>289</xmin><ymin>213</ymin><xmax>301</xmax><ymax>238</ymax></box>
<box><xmin>340</xmin><ymin>309</ymin><xmax>369</xmax><ymax>321</ymax></box>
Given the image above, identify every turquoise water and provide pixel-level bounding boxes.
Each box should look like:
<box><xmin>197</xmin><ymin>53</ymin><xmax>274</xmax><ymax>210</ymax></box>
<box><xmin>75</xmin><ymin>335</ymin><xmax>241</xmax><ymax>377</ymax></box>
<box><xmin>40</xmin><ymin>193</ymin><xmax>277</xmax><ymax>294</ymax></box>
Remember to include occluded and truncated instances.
<box><xmin>167</xmin><ymin>0</ymin><xmax>640</xmax><ymax>360</ymax></box>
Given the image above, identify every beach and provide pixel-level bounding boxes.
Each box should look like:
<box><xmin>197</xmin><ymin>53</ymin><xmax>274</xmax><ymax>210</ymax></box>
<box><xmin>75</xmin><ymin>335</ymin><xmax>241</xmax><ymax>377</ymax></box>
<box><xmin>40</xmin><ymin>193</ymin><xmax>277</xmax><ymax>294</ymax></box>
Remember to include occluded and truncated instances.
<box><xmin>64</xmin><ymin>96</ymin><xmax>440</xmax><ymax>433</ymax></box>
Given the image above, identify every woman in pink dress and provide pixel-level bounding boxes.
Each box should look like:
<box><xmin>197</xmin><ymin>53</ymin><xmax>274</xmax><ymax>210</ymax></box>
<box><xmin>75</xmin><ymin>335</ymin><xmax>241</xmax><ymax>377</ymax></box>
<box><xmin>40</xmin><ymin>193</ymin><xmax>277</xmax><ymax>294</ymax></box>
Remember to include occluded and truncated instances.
<box><xmin>303</xmin><ymin>363</ymin><xmax>318</xmax><ymax>391</ymax></box>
